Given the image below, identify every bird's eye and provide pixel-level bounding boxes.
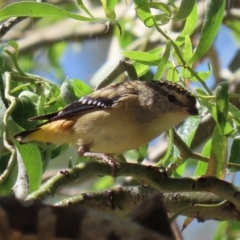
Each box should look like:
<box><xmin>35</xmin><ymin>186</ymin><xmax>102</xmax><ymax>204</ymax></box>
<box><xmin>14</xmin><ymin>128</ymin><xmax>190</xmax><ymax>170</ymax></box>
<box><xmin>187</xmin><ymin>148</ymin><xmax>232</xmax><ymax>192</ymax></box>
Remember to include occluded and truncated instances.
<box><xmin>168</xmin><ymin>94</ymin><xmax>176</xmax><ymax>102</ymax></box>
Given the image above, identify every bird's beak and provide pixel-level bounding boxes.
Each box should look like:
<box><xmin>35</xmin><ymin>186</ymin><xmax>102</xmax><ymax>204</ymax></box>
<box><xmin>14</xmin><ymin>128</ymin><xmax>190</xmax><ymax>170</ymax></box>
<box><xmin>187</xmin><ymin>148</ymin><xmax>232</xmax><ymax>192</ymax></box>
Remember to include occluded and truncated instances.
<box><xmin>186</xmin><ymin>107</ymin><xmax>199</xmax><ymax>116</ymax></box>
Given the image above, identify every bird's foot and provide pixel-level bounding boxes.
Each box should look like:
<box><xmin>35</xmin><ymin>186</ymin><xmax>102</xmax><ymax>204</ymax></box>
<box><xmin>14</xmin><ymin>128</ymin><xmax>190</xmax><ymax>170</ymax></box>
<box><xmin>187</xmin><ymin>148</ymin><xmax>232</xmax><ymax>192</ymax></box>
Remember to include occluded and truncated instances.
<box><xmin>79</xmin><ymin>150</ymin><xmax>120</xmax><ymax>178</ymax></box>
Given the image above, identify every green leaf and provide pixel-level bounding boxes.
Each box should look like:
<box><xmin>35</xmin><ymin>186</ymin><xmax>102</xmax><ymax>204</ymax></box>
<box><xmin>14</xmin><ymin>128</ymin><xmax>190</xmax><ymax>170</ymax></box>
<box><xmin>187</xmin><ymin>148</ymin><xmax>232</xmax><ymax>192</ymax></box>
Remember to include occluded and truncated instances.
<box><xmin>228</xmin><ymin>103</ymin><xmax>240</xmax><ymax>125</ymax></box>
<box><xmin>168</xmin><ymin>0</ymin><xmax>178</xmax><ymax>10</ymax></box>
<box><xmin>44</xmin><ymin>84</ymin><xmax>61</xmax><ymax>106</ymax></box>
<box><xmin>214</xmin><ymin>221</ymin><xmax>240</xmax><ymax>240</ymax></box>
<box><xmin>5</xmin><ymin>41</ymin><xmax>19</xmax><ymax>57</ymax></box>
<box><xmin>0</xmin><ymin>2</ymin><xmax>96</xmax><ymax>22</ymax></box>
<box><xmin>93</xmin><ymin>176</ymin><xmax>114</xmax><ymax>190</ymax></box>
<box><xmin>37</xmin><ymin>90</ymin><xmax>47</xmax><ymax>117</ymax></box>
<box><xmin>154</xmin><ymin>42</ymin><xmax>171</xmax><ymax>79</ymax></box>
<box><xmin>189</xmin><ymin>0</ymin><xmax>225</xmax><ymax>64</ymax></box>
<box><xmin>153</xmin><ymin>13</ymin><xmax>170</xmax><ymax>26</ymax></box>
<box><xmin>150</xmin><ymin>2</ymin><xmax>171</xmax><ymax>16</ymax></box>
<box><xmin>210</xmin><ymin>105</ymin><xmax>235</xmax><ymax>137</ymax></box>
<box><xmin>0</xmin><ymin>41</ymin><xmax>25</xmax><ymax>75</ymax></box>
<box><xmin>0</xmin><ymin>45</ymin><xmax>12</xmax><ymax>73</ymax></box>
<box><xmin>206</xmin><ymin>126</ymin><xmax>227</xmax><ymax>178</ymax></box>
<box><xmin>215</xmin><ymin>83</ymin><xmax>229</xmax><ymax>136</ymax></box>
<box><xmin>106</xmin><ymin>0</ymin><xmax>118</xmax><ymax>11</ymax></box>
<box><xmin>68</xmin><ymin>159</ymin><xmax>73</xmax><ymax>169</ymax></box>
<box><xmin>194</xmin><ymin>139</ymin><xmax>211</xmax><ymax>176</ymax></box>
<box><xmin>137</xmin><ymin>144</ymin><xmax>148</xmax><ymax>163</ymax></box>
<box><xmin>9</xmin><ymin>121</ymin><xmax>43</xmax><ymax>192</ymax></box>
<box><xmin>173</xmin><ymin>0</ymin><xmax>196</xmax><ymax>20</ymax></box>
<box><xmin>132</xmin><ymin>48</ymin><xmax>163</xmax><ymax>76</ymax></box>
<box><xmin>183</xmin><ymin>35</ymin><xmax>192</xmax><ymax>64</ymax></box>
<box><xmin>49</xmin><ymin>144</ymin><xmax>69</xmax><ymax>160</ymax></box>
<box><xmin>229</xmin><ymin>136</ymin><xmax>240</xmax><ymax>170</ymax></box>
<box><xmin>72</xmin><ymin>79</ymin><xmax>93</xmax><ymax>98</ymax></box>
<box><xmin>201</xmin><ymin>93</ymin><xmax>235</xmax><ymax>136</ymax></box>
<box><xmin>157</xmin><ymin>128</ymin><xmax>174</xmax><ymax>166</ymax></box>
<box><xmin>134</xmin><ymin>0</ymin><xmax>154</xmax><ymax>27</ymax></box>
<box><xmin>61</xmin><ymin>79</ymin><xmax>93</xmax><ymax>104</ymax></box>
<box><xmin>101</xmin><ymin>0</ymin><xmax>118</xmax><ymax>20</ymax></box>
<box><xmin>149</xmin><ymin>2</ymin><xmax>171</xmax><ymax>25</ymax></box>
<box><xmin>0</xmin><ymin>152</ymin><xmax>18</xmax><ymax>195</ymax></box>
<box><xmin>213</xmin><ymin>222</ymin><xmax>228</xmax><ymax>240</ymax></box>
<box><xmin>133</xmin><ymin>62</ymin><xmax>150</xmax><ymax>77</ymax></box>
<box><xmin>123</xmin><ymin>51</ymin><xmax>161</xmax><ymax>66</ymax></box>
<box><xmin>175</xmin><ymin>116</ymin><xmax>201</xmax><ymax>175</ymax></box>
<box><xmin>176</xmin><ymin>2</ymin><xmax>197</xmax><ymax>44</ymax></box>
<box><xmin>148</xmin><ymin>47</ymin><xmax>164</xmax><ymax>56</ymax></box>
<box><xmin>14</xmin><ymin>141</ymin><xmax>42</xmax><ymax>192</ymax></box>
<box><xmin>166</xmin><ymin>67</ymin><xmax>179</xmax><ymax>82</ymax></box>
<box><xmin>182</xmin><ymin>68</ymin><xmax>212</xmax><ymax>81</ymax></box>
<box><xmin>11</xmin><ymin>91</ymin><xmax>38</xmax><ymax>129</ymax></box>
<box><xmin>77</xmin><ymin>0</ymin><xmax>95</xmax><ymax>18</ymax></box>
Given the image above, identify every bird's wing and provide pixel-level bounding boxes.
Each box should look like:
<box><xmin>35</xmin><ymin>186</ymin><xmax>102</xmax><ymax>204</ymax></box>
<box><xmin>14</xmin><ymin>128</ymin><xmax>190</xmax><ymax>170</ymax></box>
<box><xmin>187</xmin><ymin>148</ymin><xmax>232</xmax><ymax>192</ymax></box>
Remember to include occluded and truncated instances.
<box><xmin>30</xmin><ymin>82</ymin><xmax>139</xmax><ymax>122</ymax></box>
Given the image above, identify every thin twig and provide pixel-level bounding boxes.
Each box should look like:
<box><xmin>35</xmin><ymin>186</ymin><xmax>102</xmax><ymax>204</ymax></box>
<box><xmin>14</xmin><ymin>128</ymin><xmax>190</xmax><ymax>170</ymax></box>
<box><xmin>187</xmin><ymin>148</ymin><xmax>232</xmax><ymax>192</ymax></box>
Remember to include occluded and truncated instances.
<box><xmin>166</xmin><ymin>129</ymin><xmax>209</xmax><ymax>175</ymax></box>
<box><xmin>95</xmin><ymin>60</ymin><xmax>138</xmax><ymax>90</ymax></box>
<box><xmin>55</xmin><ymin>186</ymin><xmax>235</xmax><ymax>221</ymax></box>
<box><xmin>0</xmin><ymin>72</ymin><xmax>17</xmax><ymax>183</ymax></box>
<box><xmin>153</xmin><ymin>21</ymin><xmax>212</xmax><ymax>95</ymax></box>
<box><xmin>0</xmin><ymin>17</ymin><xmax>26</xmax><ymax>39</ymax></box>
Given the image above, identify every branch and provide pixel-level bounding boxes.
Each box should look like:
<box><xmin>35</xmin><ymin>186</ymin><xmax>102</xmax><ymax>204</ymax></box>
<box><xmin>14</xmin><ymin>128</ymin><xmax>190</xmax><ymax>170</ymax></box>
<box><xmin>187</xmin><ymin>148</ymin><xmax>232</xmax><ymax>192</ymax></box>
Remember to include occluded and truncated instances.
<box><xmin>2</xmin><ymin>3</ymin><xmax>128</xmax><ymax>54</ymax></box>
<box><xmin>26</xmin><ymin>161</ymin><xmax>240</xmax><ymax>213</ymax></box>
<box><xmin>55</xmin><ymin>186</ymin><xmax>240</xmax><ymax>221</ymax></box>
<box><xmin>95</xmin><ymin>60</ymin><xmax>138</xmax><ymax>90</ymax></box>
<box><xmin>0</xmin><ymin>17</ymin><xmax>26</xmax><ymax>39</ymax></box>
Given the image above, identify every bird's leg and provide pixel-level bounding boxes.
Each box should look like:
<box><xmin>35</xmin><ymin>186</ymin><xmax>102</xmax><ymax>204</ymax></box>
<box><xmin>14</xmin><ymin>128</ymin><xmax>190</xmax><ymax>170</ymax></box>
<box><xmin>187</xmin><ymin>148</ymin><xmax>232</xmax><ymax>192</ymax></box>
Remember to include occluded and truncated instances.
<box><xmin>78</xmin><ymin>146</ymin><xmax>120</xmax><ymax>177</ymax></box>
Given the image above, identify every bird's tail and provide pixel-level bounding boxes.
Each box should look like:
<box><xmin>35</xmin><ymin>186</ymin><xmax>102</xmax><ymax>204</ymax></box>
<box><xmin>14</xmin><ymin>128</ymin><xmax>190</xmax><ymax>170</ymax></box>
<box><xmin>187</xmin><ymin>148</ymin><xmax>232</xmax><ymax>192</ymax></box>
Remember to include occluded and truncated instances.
<box><xmin>13</xmin><ymin>128</ymin><xmax>41</xmax><ymax>144</ymax></box>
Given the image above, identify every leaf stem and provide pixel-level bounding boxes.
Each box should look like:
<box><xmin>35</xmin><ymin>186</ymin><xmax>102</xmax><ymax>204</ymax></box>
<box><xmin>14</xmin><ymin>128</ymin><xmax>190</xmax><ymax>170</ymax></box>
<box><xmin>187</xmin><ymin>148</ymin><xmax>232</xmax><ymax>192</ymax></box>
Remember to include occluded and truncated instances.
<box><xmin>154</xmin><ymin>21</ymin><xmax>212</xmax><ymax>95</ymax></box>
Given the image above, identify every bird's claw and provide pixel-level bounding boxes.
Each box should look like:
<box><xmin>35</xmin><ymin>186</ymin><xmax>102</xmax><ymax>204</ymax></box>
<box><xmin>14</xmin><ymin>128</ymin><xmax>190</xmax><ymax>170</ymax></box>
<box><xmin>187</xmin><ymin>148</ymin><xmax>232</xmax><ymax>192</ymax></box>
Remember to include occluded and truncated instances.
<box><xmin>79</xmin><ymin>151</ymin><xmax>120</xmax><ymax>178</ymax></box>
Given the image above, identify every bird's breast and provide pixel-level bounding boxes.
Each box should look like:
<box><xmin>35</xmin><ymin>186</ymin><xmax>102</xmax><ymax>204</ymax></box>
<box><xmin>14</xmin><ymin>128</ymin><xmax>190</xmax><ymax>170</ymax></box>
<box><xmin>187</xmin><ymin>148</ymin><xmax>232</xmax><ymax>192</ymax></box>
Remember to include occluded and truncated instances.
<box><xmin>72</xmin><ymin>108</ymin><xmax>188</xmax><ymax>154</ymax></box>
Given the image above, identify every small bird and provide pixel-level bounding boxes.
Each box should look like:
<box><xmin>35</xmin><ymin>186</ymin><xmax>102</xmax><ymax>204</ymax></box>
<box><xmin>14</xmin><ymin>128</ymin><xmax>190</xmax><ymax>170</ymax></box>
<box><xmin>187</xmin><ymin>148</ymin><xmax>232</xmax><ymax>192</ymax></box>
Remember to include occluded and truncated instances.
<box><xmin>14</xmin><ymin>80</ymin><xmax>198</xmax><ymax>164</ymax></box>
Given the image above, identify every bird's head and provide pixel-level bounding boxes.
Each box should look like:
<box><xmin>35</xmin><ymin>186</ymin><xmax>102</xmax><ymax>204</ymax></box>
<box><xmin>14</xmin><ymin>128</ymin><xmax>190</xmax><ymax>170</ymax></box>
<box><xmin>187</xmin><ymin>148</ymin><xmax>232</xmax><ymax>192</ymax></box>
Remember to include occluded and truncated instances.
<box><xmin>141</xmin><ymin>80</ymin><xmax>199</xmax><ymax>117</ymax></box>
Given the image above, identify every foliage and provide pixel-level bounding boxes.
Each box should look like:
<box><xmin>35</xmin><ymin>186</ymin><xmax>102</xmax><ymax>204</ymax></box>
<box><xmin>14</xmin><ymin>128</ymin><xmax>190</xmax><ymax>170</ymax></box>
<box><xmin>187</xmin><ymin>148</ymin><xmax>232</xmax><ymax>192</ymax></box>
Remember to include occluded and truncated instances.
<box><xmin>0</xmin><ymin>0</ymin><xmax>240</xmax><ymax>238</ymax></box>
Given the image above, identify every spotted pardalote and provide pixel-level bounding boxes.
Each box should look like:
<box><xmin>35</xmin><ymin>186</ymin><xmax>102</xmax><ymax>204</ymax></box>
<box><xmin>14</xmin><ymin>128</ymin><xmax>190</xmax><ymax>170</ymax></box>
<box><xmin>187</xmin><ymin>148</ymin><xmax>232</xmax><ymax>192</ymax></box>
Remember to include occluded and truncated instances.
<box><xmin>14</xmin><ymin>80</ymin><xmax>198</xmax><ymax>161</ymax></box>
